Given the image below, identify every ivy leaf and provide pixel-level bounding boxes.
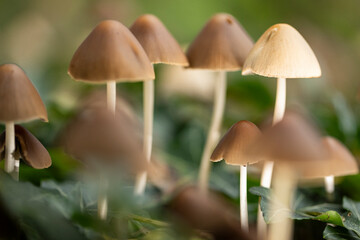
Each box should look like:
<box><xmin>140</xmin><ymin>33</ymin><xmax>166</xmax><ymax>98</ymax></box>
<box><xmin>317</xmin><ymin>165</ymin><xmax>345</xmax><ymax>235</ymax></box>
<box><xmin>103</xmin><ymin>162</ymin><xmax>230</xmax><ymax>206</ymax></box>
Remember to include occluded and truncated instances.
<box><xmin>323</xmin><ymin>225</ymin><xmax>360</xmax><ymax>240</ymax></box>
<box><xmin>342</xmin><ymin>197</ymin><xmax>360</xmax><ymax>236</ymax></box>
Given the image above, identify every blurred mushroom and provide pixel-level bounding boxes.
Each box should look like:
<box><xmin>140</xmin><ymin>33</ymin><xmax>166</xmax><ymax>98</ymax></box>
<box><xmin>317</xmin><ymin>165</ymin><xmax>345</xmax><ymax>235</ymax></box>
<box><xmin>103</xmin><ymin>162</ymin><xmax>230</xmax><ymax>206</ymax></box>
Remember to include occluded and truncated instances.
<box><xmin>186</xmin><ymin>13</ymin><xmax>253</xmax><ymax>193</ymax></box>
<box><xmin>68</xmin><ymin>19</ymin><xmax>153</xmax><ymax>219</ymax></box>
<box><xmin>301</xmin><ymin>137</ymin><xmax>358</xmax><ymax>197</ymax></box>
<box><xmin>249</xmin><ymin>112</ymin><xmax>327</xmax><ymax>240</ymax></box>
<box><xmin>211</xmin><ymin>121</ymin><xmax>261</xmax><ymax>231</ymax></box>
<box><xmin>63</xmin><ymin>107</ymin><xmax>145</xmax><ymax>174</ymax></box>
<box><xmin>242</xmin><ymin>23</ymin><xmax>321</xmax><ymax>237</ymax></box>
<box><xmin>0</xmin><ymin>64</ymin><xmax>48</xmax><ymax>180</ymax></box>
<box><xmin>167</xmin><ymin>186</ymin><xmax>255</xmax><ymax>240</ymax></box>
<box><xmin>130</xmin><ymin>14</ymin><xmax>188</xmax><ymax>195</ymax></box>
<box><xmin>0</xmin><ymin>125</ymin><xmax>51</xmax><ymax>180</ymax></box>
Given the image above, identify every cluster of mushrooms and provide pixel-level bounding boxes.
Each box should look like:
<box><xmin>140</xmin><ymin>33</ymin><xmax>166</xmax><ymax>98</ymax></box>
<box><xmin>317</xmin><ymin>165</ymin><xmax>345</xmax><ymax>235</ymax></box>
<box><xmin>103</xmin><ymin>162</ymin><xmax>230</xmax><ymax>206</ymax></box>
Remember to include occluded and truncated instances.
<box><xmin>0</xmin><ymin>12</ymin><xmax>358</xmax><ymax>240</ymax></box>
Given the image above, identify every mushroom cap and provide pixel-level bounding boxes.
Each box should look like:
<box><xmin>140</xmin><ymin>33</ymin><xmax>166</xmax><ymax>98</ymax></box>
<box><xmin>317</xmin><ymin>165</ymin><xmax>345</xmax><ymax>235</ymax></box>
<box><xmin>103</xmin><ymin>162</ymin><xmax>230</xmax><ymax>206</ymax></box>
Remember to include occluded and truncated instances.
<box><xmin>63</xmin><ymin>107</ymin><xmax>146</xmax><ymax>172</ymax></box>
<box><xmin>0</xmin><ymin>125</ymin><xmax>51</xmax><ymax>169</ymax></box>
<box><xmin>68</xmin><ymin>20</ymin><xmax>155</xmax><ymax>83</ymax></box>
<box><xmin>186</xmin><ymin>13</ymin><xmax>253</xmax><ymax>71</ymax></box>
<box><xmin>168</xmin><ymin>186</ymin><xmax>255</xmax><ymax>240</ymax></box>
<box><xmin>249</xmin><ymin>113</ymin><xmax>328</xmax><ymax>177</ymax></box>
<box><xmin>303</xmin><ymin>137</ymin><xmax>359</xmax><ymax>179</ymax></box>
<box><xmin>130</xmin><ymin>14</ymin><xmax>189</xmax><ymax>66</ymax></box>
<box><xmin>242</xmin><ymin>23</ymin><xmax>321</xmax><ymax>78</ymax></box>
<box><xmin>0</xmin><ymin>64</ymin><xmax>48</xmax><ymax>123</ymax></box>
<box><xmin>211</xmin><ymin>121</ymin><xmax>261</xmax><ymax>166</ymax></box>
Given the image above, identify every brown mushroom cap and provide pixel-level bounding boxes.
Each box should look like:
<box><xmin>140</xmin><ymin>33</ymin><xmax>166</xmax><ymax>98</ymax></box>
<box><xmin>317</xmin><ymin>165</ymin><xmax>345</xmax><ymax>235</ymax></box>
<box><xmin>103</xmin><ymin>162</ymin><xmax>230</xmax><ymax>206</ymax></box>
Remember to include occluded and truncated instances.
<box><xmin>168</xmin><ymin>186</ymin><xmax>255</xmax><ymax>240</ymax></box>
<box><xmin>0</xmin><ymin>64</ymin><xmax>48</xmax><ymax>123</ymax></box>
<box><xmin>68</xmin><ymin>20</ymin><xmax>155</xmax><ymax>83</ymax></box>
<box><xmin>302</xmin><ymin>137</ymin><xmax>359</xmax><ymax>179</ymax></box>
<box><xmin>211</xmin><ymin>121</ymin><xmax>261</xmax><ymax>166</ymax></box>
<box><xmin>249</xmin><ymin>113</ymin><xmax>328</xmax><ymax>177</ymax></box>
<box><xmin>0</xmin><ymin>125</ymin><xmax>51</xmax><ymax>169</ymax></box>
<box><xmin>62</xmin><ymin>107</ymin><xmax>146</xmax><ymax>173</ymax></box>
<box><xmin>130</xmin><ymin>14</ymin><xmax>188</xmax><ymax>66</ymax></box>
<box><xmin>242</xmin><ymin>23</ymin><xmax>321</xmax><ymax>78</ymax></box>
<box><xmin>186</xmin><ymin>13</ymin><xmax>253</xmax><ymax>71</ymax></box>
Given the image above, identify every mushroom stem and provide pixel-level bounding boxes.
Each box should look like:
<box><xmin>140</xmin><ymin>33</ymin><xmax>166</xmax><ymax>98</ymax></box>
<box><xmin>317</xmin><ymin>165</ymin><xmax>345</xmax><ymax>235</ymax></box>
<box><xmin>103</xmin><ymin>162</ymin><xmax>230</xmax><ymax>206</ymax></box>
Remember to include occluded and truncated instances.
<box><xmin>107</xmin><ymin>81</ymin><xmax>116</xmax><ymax>113</ymax></box>
<box><xmin>98</xmin><ymin>173</ymin><xmax>108</xmax><ymax>220</ymax></box>
<box><xmin>12</xmin><ymin>159</ymin><xmax>20</xmax><ymax>181</ymax></box>
<box><xmin>257</xmin><ymin>160</ymin><xmax>274</xmax><ymax>239</ymax></box>
<box><xmin>4</xmin><ymin>122</ymin><xmax>15</xmax><ymax>175</ymax></box>
<box><xmin>324</xmin><ymin>175</ymin><xmax>335</xmax><ymax>199</ymax></box>
<box><xmin>134</xmin><ymin>79</ymin><xmax>154</xmax><ymax>195</ymax></box>
<box><xmin>198</xmin><ymin>71</ymin><xmax>226</xmax><ymax>193</ymax></box>
<box><xmin>97</xmin><ymin>81</ymin><xmax>116</xmax><ymax>220</ymax></box>
<box><xmin>269</xmin><ymin>164</ymin><xmax>297</xmax><ymax>240</ymax></box>
<box><xmin>257</xmin><ymin>77</ymin><xmax>287</xmax><ymax>238</ymax></box>
<box><xmin>240</xmin><ymin>164</ymin><xmax>249</xmax><ymax>232</ymax></box>
<box><xmin>273</xmin><ymin>77</ymin><xmax>286</xmax><ymax>124</ymax></box>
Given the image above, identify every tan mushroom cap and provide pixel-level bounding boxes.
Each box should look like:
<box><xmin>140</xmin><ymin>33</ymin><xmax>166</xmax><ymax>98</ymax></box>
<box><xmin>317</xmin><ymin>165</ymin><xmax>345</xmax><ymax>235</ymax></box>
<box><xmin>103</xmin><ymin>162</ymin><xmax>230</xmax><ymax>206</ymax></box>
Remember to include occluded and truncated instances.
<box><xmin>211</xmin><ymin>121</ymin><xmax>261</xmax><ymax>166</ymax></box>
<box><xmin>0</xmin><ymin>125</ymin><xmax>51</xmax><ymax>169</ymax></box>
<box><xmin>242</xmin><ymin>23</ymin><xmax>321</xmax><ymax>78</ymax></box>
<box><xmin>186</xmin><ymin>13</ymin><xmax>253</xmax><ymax>71</ymax></box>
<box><xmin>68</xmin><ymin>20</ymin><xmax>155</xmax><ymax>83</ymax></box>
<box><xmin>63</xmin><ymin>107</ymin><xmax>146</xmax><ymax>173</ymax></box>
<box><xmin>302</xmin><ymin>137</ymin><xmax>359</xmax><ymax>179</ymax></box>
<box><xmin>130</xmin><ymin>14</ymin><xmax>189</xmax><ymax>66</ymax></box>
<box><xmin>0</xmin><ymin>64</ymin><xmax>48</xmax><ymax>123</ymax></box>
<box><xmin>249</xmin><ymin>113</ymin><xmax>328</xmax><ymax>177</ymax></box>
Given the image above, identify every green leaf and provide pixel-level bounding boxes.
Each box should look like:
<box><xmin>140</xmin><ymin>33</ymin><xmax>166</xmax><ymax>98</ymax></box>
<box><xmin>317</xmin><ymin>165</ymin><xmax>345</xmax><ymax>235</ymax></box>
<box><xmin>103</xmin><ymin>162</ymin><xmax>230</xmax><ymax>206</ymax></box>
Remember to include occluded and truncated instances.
<box><xmin>342</xmin><ymin>197</ymin><xmax>360</xmax><ymax>236</ymax></box>
<box><xmin>323</xmin><ymin>225</ymin><xmax>360</xmax><ymax>240</ymax></box>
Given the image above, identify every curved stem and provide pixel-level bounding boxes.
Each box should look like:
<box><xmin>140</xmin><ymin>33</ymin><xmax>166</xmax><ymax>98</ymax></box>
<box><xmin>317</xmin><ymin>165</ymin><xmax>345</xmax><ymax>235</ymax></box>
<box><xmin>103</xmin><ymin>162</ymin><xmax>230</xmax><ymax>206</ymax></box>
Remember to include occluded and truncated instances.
<box><xmin>257</xmin><ymin>77</ymin><xmax>286</xmax><ymax>239</ymax></box>
<box><xmin>134</xmin><ymin>80</ymin><xmax>154</xmax><ymax>195</ymax></box>
<box><xmin>240</xmin><ymin>165</ymin><xmax>249</xmax><ymax>232</ymax></box>
<box><xmin>4</xmin><ymin>122</ymin><xmax>15</xmax><ymax>174</ymax></box>
<box><xmin>198</xmin><ymin>71</ymin><xmax>227</xmax><ymax>193</ymax></box>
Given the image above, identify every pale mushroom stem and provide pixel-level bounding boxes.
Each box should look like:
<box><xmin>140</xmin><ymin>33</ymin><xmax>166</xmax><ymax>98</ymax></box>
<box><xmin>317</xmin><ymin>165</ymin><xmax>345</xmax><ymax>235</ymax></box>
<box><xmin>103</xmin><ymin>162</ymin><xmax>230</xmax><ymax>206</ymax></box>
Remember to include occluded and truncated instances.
<box><xmin>324</xmin><ymin>175</ymin><xmax>335</xmax><ymax>196</ymax></box>
<box><xmin>4</xmin><ymin>122</ymin><xmax>15</xmax><ymax>175</ymax></box>
<box><xmin>269</xmin><ymin>164</ymin><xmax>297</xmax><ymax>240</ymax></box>
<box><xmin>257</xmin><ymin>77</ymin><xmax>286</xmax><ymax>239</ymax></box>
<box><xmin>13</xmin><ymin>159</ymin><xmax>20</xmax><ymax>181</ymax></box>
<box><xmin>240</xmin><ymin>164</ymin><xmax>249</xmax><ymax>232</ymax></box>
<box><xmin>198</xmin><ymin>71</ymin><xmax>227</xmax><ymax>193</ymax></box>
<box><xmin>134</xmin><ymin>79</ymin><xmax>154</xmax><ymax>195</ymax></box>
<box><xmin>97</xmin><ymin>81</ymin><xmax>116</xmax><ymax>220</ymax></box>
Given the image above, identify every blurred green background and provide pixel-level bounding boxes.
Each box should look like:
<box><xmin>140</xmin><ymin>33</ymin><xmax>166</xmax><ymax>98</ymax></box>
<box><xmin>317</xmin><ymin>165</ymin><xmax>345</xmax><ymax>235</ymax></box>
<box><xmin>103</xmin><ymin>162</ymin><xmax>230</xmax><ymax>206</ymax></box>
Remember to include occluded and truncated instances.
<box><xmin>1</xmin><ymin>0</ymin><xmax>360</xmax><ymax>238</ymax></box>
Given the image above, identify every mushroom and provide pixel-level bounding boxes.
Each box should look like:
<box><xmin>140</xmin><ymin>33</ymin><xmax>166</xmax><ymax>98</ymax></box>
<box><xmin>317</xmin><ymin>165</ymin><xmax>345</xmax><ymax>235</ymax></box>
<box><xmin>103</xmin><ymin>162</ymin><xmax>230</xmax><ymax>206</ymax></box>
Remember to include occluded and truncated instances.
<box><xmin>186</xmin><ymin>13</ymin><xmax>253</xmax><ymax>193</ymax></box>
<box><xmin>168</xmin><ymin>186</ymin><xmax>255</xmax><ymax>240</ymax></box>
<box><xmin>0</xmin><ymin>125</ymin><xmax>51</xmax><ymax>180</ymax></box>
<box><xmin>0</xmin><ymin>64</ymin><xmax>48</xmax><ymax>180</ymax></box>
<box><xmin>210</xmin><ymin>121</ymin><xmax>261</xmax><ymax>231</ymax></box>
<box><xmin>249</xmin><ymin>112</ymin><xmax>327</xmax><ymax>240</ymax></box>
<box><xmin>130</xmin><ymin>14</ymin><xmax>189</xmax><ymax>195</ymax></box>
<box><xmin>62</xmin><ymin>107</ymin><xmax>146</xmax><ymax>219</ymax></box>
<box><xmin>68</xmin><ymin>20</ymin><xmax>154</xmax><ymax>219</ymax></box>
<box><xmin>68</xmin><ymin>19</ymin><xmax>154</xmax><ymax>114</ymax></box>
<box><xmin>300</xmin><ymin>136</ymin><xmax>359</xmax><ymax>197</ymax></box>
<box><xmin>242</xmin><ymin>23</ymin><xmax>321</xmax><ymax>236</ymax></box>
